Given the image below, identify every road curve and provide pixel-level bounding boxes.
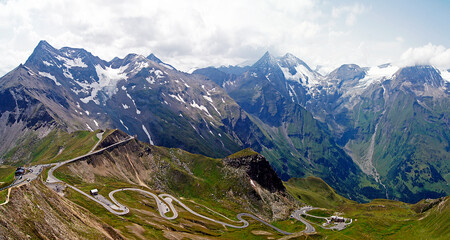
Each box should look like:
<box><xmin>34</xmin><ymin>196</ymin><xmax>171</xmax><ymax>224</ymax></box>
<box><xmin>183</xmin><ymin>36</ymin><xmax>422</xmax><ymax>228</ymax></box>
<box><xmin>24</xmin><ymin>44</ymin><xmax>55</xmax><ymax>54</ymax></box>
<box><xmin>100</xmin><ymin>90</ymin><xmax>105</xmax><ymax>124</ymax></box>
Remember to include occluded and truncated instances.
<box><xmin>159</xmin><ymin>193</ymin><xmax>249</xmax><ymax>229</ymax></box>
<box><xmin>42</xmin><ymin>134</ymin><xmax>293</xmax><ymax>235</ymax></box>
<box><xmin>0</xmin><ymin>188</ymin><xmax>11</xmax><ymax>206</ymax></box>
<box><xmin>237</xmin><ymin>213</ymin><xmax>292</xmax><ymax>235</ymax></box>
<box><xmin>47</xmin><ymin>136</ymin><xmax>134</xmax><ymax>184</ymax></box>
<box><xmin>67</xmin><ymin>185</ymin><xmax>129</xmax><ymax>215</ymax></box>
<box><xmin>109</xmin><ymin>188</ymin><xmax>178</xmax><ymax>220</ymax></box>
<box><xmin>292</xmin><ymin>208</ymin><xmax>316</xmax><ymax>233</ymax></box>
<box><xmin>159</xmin><ymin>193</ymin><xmax>292</xmax><ymax>235</ymax></box>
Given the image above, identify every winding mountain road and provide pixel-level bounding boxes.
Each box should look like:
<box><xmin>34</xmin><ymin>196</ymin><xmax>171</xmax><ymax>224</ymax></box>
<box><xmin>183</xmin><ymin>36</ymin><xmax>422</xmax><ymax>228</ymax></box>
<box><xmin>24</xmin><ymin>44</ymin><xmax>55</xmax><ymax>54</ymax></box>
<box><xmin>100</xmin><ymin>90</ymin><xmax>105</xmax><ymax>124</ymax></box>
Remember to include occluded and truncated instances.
<box><xmin>47</xmin><ymin>133</ymin><xmax>130</xmax><ymax>184</ymax></box>
<box><xmin>3</xmin><ymin>131</ymin><xmax>318</xmax><ymax>235</ymax></box>
<box><xmin>43</xmin><ymin>133</ymin><xmax>294</xmax><ymax>235</ymax></box>
<box><xmin>291</xmin><ymin>207</ymin><xmax>316</xmax><ymax>233</ymax></box>
<box><xmin>109</xmin><ymin>188</ymin><xmax>177</xmax><ymax>219</ymax></box>
<box><xmin>292</xmin><ymin>207</ymin><xmax>352</xmax><ymax>231</ymax></box>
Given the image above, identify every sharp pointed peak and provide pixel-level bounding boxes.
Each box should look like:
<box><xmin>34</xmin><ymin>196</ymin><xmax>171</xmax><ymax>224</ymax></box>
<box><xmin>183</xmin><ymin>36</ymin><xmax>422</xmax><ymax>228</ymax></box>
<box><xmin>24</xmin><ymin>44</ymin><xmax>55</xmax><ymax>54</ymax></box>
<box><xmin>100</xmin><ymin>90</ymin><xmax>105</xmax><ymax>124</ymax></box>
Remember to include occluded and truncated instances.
<box><xmin>35</xmin><ymin>40</ymin><xmax>56</xmax><ymax>51</ymax></box>
<box><xmin>253</xmin><ymin>51</ymin><xmax>278</xmax><ymax>66</ymax></box>
<box><xmin>37</xmin><ymin>40</ymin><xmax>51</xmax><ymax>46</ymax></box>
<box><xmin>146</xmin><ymin>53</ymin><xmax>176</xmax><ymax>70</ymax></box>
<box><xmin>24</xmin><ymin>40</ymin><xmax>58</xmax><ymax>66</ymax></box>
<box><xmin>147</xmin><ymin>53</ymin><xmax>163</xmax><ymax>64</ymax></box>
<box><xmin>260</xmin><ymin>51</ymin><xmax>276</xmax><ymax>60</ymax></box>
<box><xmin>283</xmin><ymin>52</ymin><xmax>297</xmax><ymax>58</ymax></box>
<box><xmin>263</xmin><ymin>51</ymin><xmax>272</xmax><ymax>56</ymax></box>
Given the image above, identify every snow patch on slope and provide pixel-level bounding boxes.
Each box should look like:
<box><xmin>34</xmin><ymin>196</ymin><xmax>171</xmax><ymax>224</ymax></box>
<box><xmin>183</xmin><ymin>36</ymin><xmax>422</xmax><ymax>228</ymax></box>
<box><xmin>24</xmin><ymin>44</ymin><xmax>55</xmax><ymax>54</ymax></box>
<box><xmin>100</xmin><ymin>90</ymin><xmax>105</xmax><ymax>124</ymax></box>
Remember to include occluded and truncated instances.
<box><xmin>169</xmin><ymin>94</ymin><xmax>185</xmax><ymax>103</ymax></box>
<box><xmin>43</xmin><ymin>60</ymin><xmax>54</xmax><ymax>66</ymax></box>
<box><xmin>55</xmin><ymin>56</ymin><xmax>88</xmax><ymax>68</ymax></box>
<box><xmin>191</xmin><ymin>100</ymin><xmax>212</xmax><ymax>118</ymax></box>
<box><xmin>440</xmin><ymin>69</ymin><xmax>450</xmax><ymax>82</ymax></box>
<box><xmin>125</xmin><ymin>92</ymin><xmax>141</xmax><ymax>114</ymax></box>
<box><xmin>359</xmin><ymin>65</ymin><xmax>399</xmax><ymax>87</ymax></box>
<box><xmin>85</xmin><ymin>123</ymin><xmax>93</xmax><ymax>131</ymax></box>
<box><xmin>63</xmin><ymin>68</ymin><xmax>73</xmax><ymax>79</ymax></box>
<box><xmin>142</xmin><ymin>125</ymin><xmax>154</xmax><ymax>145</ymax></box>
<box><xmin>120</xmin><ymin>119</ymin><xmax>129</xmax><ymax>131</ymax></box>
<box><xmin>280</xmin><ymin>65</ymin><xmax>319</xmax><ymax>86</ymax></box>
<box><xmin>203</xmin><ymin>95</ymin><xmax>221</xmax><ymax>116</ymax></box>
<box><xmin>39</xmin><ymin>72</ymin><xmax>61</xmax><ymax>86</ymax></box>
<box><xmin>80</xmin><ymin>64</ymin><xmax>128</xmax><ymax>104</ymax></box>
<box><xmin>202</xmin><ymin>95</ymin><xmax>213</xmax><ymax>103</ymax></box>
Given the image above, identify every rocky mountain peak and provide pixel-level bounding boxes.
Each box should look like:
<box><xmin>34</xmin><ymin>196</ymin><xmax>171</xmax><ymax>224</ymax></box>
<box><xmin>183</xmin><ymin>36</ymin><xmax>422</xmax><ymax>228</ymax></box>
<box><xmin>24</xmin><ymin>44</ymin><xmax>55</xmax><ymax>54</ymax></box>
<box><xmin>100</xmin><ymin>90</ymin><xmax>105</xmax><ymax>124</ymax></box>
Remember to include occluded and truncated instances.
<box><xmin>147</xmin><ymin>53</ymin><xmax>176</xmax><ymax>70</ymax></box>
<box><xmin>278</xmin><ymin>53</ymin><xmax>313</xmax><ymax>71</ymax></box>
<box><xmin>224</xmin><ymin>148</ymin><xmax>286</xmax><ymax>193</ymax></box>
<box><xmin>394</xmin><ymin>65</ymin><xmax>444</xmax><ymax>88</ymax></box>
<box><xmin>328</xmin><ymin>64</ymin><xmax>365</xmax><ymax>81</ymax></box>
<box><xmin>35</xmin><ymin>40</ymin><xmax>57</xmax><ymax>53</ymax></box>
<box><xmin>25</xmin><ymin>40</ymin><xmax>59</xmax><ymax>66</ymax></box>
<box><xmin>252</xmin><ymin>51</ymin><xmax>278</xmax><ymax>69</ymax></box>
<box><xmin>147</xmin><ymin>53</ymin><xmax>163</xmax><ymax>64</ymax></box>
<box><xmin>277</xmin><ymin>53</ymin><xmax>319</xmax><ymax>86</ymax></box>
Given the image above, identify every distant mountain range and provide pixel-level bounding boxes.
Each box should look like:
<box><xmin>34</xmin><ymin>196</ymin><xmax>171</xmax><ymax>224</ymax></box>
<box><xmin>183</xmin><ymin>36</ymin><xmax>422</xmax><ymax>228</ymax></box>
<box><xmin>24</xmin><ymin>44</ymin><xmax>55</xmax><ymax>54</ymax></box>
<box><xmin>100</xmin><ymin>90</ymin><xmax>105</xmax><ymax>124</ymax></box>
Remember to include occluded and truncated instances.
<box><xmin>195</xmin><ymin>51</ymin><xmax>449</xmax><ymax>203</ymax></box>
<box><xmin>1</xmin><ymin>41</ymin><xmax>448</xmax><ymax>203</ymax></box>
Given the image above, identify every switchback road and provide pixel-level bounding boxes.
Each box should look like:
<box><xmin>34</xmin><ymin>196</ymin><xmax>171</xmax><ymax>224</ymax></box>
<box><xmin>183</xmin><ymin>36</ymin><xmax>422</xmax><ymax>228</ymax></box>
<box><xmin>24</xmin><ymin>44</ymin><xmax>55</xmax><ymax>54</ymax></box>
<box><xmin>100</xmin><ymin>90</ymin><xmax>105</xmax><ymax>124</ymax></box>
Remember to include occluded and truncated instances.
<box><xmin>3</xmin><ymin>132</ymin><xmax>306</xmax><ymax>235</ymax></box>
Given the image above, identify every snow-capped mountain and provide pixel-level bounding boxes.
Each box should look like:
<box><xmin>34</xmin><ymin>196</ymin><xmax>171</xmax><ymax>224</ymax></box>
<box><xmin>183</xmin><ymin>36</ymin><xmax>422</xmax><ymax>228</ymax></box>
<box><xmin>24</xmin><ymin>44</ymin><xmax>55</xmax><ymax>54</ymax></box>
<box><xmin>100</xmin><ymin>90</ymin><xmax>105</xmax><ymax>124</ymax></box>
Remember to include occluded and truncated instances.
<box><xmin>277</xmin><ymin>53</ymin><xmax>322</xmax><ymax>87</ymax></box>
<box><xmin>195</xmin><ymin>51</ymin><xmax>449</xmax><ymax>203</ymax></box>
<box><xmin>2</xmin><ymin>41</ymin><xmax>265</xmax><ymax>160</ymax></box>
<box><xmin>0</xmin><ymin>41</ymin><xmax>384</xmax><ymax>202</ymax></box>
<box><xmin>1</xmin><ymin>41</ymin><xmax>448</xmax><ymax>203</ymax></box>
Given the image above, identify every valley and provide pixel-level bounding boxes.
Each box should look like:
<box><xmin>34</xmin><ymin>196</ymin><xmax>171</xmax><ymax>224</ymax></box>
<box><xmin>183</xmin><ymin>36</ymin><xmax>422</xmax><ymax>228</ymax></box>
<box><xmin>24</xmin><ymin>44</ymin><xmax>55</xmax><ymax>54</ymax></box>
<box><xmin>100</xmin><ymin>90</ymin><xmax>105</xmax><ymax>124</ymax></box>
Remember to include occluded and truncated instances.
<box><xmin>0</xmin><ymin>129</ymin><xmax>448</xmax><ymax>239</ymax></box>
<box><xmin>0</xmin><ymin>40</ymin><xmax>448</xmax><ymax>239</ymax></box>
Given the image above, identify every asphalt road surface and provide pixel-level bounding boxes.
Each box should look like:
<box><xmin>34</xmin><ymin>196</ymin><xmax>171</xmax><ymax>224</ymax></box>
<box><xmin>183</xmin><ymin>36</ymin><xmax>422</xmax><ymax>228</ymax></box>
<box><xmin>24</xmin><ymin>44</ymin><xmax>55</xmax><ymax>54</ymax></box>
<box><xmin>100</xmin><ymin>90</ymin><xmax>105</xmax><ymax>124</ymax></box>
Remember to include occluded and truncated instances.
<box><xmin>3</xmin><ymin>133</ymin><xmax>298</xmax><ymax>235</ymax></box>
<box><xmin>47</xmin><ymin>135</ymin><xmax>133</xmax><ymax>184</ymax></box>
<box><xmin>292</xmin><ymin>206</ymin><xmax>352</xmax><ymax>231</ymax></box>
<box><xmin>291</xmin><ymin>207</ymin><xmax>316</xmax><ymax>233</ymax></box>
<box><xmin>109</xmin><ymin>188</ymin><xmax>178</xmax><ymax>220</ymax></box>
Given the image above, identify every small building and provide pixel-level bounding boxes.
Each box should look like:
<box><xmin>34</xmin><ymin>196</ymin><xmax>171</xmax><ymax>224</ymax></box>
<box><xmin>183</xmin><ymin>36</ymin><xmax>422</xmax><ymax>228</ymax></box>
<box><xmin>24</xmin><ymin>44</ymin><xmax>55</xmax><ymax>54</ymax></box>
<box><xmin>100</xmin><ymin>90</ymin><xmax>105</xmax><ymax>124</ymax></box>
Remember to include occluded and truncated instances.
<box><xmin>15</xmin><ymin>167</ymin><xmax>25</xmax><ymax>176</ymax></box>
<box><xmin>330</xmin><ymin>216</ymin><xmax>345</xmax><ymax>223</ymax></box>
<box><xmin>90</xmin><ymin>189</ymin><xmax>99</xmax><ymax>196</ymax></box>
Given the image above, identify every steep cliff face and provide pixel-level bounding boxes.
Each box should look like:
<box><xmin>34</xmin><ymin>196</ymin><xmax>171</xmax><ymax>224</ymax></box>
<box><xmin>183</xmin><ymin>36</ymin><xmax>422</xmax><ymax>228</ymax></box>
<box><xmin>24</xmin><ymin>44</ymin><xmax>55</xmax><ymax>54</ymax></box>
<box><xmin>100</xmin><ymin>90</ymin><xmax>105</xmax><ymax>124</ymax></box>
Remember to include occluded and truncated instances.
<box><xmin>223</xmin><ymin>149</ymin><xmax>294</xmax><ymax>220</ymax></box>
<box><xmin>224</xmin><ymin>149</ymin><xmax>286</xmax><ymax>193</ymax></box>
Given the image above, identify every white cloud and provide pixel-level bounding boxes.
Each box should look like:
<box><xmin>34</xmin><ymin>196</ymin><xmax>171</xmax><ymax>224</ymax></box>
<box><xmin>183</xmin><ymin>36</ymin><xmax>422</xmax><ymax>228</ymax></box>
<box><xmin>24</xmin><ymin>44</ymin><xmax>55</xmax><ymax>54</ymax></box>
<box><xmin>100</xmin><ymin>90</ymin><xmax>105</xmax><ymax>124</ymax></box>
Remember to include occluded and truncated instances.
<box><xmin>0</xmin><ymin>0</ymin><xmax>447</xmax><ymax>77</ymax></box>
<box><xmin>399</xmin><ymin>43</ymin><xmax>450</xmax><ymax>69</ymax></box>
<box><xmin>0</xmin><ymin>0</ymin><xmax>330</xmax><ymax>75</ymax></box>
<box><xmin>332</xmin><ymin>3</ymin><xmax>367</xmax><ymax>26</ymax></box>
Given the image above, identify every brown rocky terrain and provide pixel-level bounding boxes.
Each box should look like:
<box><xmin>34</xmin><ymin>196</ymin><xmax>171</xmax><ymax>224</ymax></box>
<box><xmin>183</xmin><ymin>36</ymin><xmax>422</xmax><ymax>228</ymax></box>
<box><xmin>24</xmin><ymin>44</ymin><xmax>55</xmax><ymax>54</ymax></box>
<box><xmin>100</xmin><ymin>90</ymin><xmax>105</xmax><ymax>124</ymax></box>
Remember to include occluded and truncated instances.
<box><xmin>0</xmin><ymin>180</ymin><xmax>123</xmax><ymax>240</ymax></box>
<box><xmin>59</xmin><ymin>130</ymin><xmax>297</xmax><ymax>221</ymax></box>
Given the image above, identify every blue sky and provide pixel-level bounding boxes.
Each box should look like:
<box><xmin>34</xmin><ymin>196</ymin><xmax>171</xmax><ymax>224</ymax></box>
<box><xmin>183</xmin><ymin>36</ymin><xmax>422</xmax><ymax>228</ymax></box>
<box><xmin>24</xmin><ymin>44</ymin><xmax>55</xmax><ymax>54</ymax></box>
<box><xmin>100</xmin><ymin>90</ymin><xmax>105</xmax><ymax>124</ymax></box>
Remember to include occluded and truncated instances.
<box><xmin>0</xmin><ymin>0</ymin><xmax>448</xmax><ymax>75</ymax></box>
<box><xmin>354</xmin><ymin>0</ymin><xmax>449</xmax><ymax>46</ymax></box>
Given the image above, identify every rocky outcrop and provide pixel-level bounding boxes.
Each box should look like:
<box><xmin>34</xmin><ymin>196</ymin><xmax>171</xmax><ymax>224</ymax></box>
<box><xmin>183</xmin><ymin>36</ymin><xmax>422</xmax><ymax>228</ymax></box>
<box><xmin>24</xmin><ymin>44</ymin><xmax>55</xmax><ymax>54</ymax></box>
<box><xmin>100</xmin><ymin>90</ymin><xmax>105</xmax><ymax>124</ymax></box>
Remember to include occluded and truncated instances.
<box><xmin>224</xmin><ymin>149</ymin><xmax>286</xmax><ymax>193</ymax></box>
<box><xmin>223</xmin><ymin>149</ymin><xmax>296</xmax><ymax>220</ymax></box>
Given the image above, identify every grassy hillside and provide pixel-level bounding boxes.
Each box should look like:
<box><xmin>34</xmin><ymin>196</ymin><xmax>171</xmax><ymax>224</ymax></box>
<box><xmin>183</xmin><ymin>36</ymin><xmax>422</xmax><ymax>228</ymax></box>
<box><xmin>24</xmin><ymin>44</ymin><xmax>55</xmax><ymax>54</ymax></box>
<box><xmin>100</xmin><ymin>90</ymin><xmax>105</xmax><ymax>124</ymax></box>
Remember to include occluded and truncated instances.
<box><xmin>344</xmin><ymin>87</ymin><xmax>450</xmax><ymax>203</ymax></box>
<box><xmin>285</xmin><ymin>176</ymin><xmax>450</xmax><ymax>239</ymax></box>
<box><xmin>0</xmin><ymin>165</ymin><xmax>15</xmax><ymax>188</ymax></box>
<box><xmin>285</xmin><ymin>177</ymin><xmax>353</xmax><ymax>208</ymax></box>
<box><xmin>49</xmin><ymin>135</ymin><xmax>301</xmax><ymax>238</ymax></box>
<box><xmin>2</xmin><ymin>129</ymin><xmax>103</xmax><ymax>166</ymax></box>
<box><xmin>0</xmin><ymin>129</ymin><xmax>448</xmax><ymax>239</ymax></box>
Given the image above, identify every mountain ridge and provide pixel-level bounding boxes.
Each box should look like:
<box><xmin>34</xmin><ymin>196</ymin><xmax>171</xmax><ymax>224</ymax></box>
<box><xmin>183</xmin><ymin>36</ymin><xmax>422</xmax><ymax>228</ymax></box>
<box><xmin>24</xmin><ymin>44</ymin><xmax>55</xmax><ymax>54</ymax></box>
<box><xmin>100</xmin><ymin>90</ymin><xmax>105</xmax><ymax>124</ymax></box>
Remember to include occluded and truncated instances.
<box><xmin>1</xmin><ymin>40</ymin><xmax>448</xmax><ymax>203</ymax></box>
